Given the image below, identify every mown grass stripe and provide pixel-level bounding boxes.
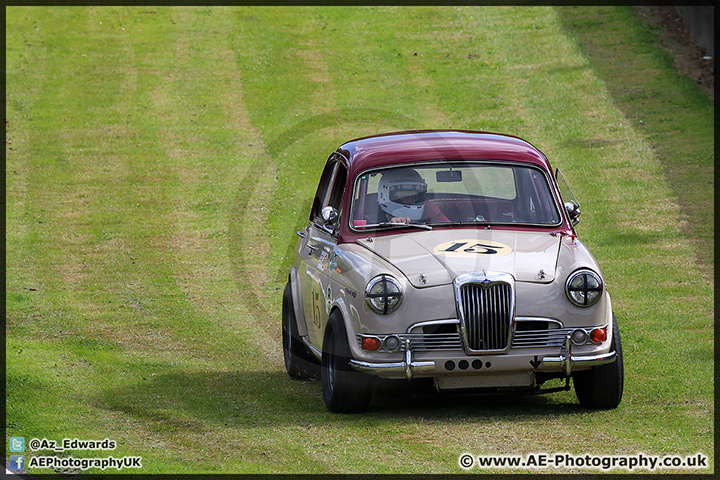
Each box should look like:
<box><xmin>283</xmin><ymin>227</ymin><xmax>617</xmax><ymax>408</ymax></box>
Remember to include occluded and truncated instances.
<box><xmin>147</xmin><ymin>8</ymin><xmax>285</xmax><ymax>369</ymax></box>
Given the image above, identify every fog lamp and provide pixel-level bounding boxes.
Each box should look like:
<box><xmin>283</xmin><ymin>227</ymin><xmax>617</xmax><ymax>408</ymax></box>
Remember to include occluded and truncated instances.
<box><xmin>384</xmin><ymin>335</ymin><xmax>401</xmax><ymax>352</ymax></box>
<box><xmin>571</xmin><ymin>329</ymin><xmax>588</xmax><ymax>345</ymax></box>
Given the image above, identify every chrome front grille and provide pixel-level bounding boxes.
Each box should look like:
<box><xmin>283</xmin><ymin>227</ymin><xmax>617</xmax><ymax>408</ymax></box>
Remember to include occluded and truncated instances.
<box><xmin>454</xmin><ymin>272</ymin><xmax>515</xmax><ymax>354</ymax></box>
<box><xmin>511</xmin><ymin>328</ymin><xmax>573</xmax><ymax>348</ymax></box>
<box><xmin>355</xmin><ymin>332</ymin><xmax>463</xmax><ymax>352</ymax></box>
<box><xmin>358</xmin><ymin>329</ymin><xmax>576</xmax><ymax>353</ymax></box>
<box><xmin>403</xmin><ymin>333</ymin><xmax>463</xmax><ymax>351</ymax></box>
<box><xmin>358</xmin><ymin>323</ymin><xmax>582</xmax><ymax>353</ymax></box>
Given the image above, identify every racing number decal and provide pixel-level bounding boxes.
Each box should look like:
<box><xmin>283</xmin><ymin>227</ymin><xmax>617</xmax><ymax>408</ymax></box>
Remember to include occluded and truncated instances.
<box><xmin>311</xmin><ymin>289</ymin><xmax>322</xmax><ymax>328</ymax></box>
<box><xmin>310</xmin><ymin>283</ymin><xmax>334</xmax><ymax>329</ymax></box>
<box><xmin>433</xmin><ymin>239</ymin><xmax>512</xmax><ymax>257</ymax></box>
<box><xmin>444</xmin><ymin>242</ymin><xmax>499</xmax><ymax>255</ymax></box>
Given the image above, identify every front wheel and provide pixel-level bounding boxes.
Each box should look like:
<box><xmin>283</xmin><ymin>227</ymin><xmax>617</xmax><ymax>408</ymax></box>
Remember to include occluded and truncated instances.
<box><xmin>282</xmin><ymin>282</ymin><xmax>320</xmax><ymax>380</ymax></box>
<box><xmin>573</xmin><ymin>315</ymin><xmax>624</xmax><ymax>409</ymax></box>
<box><xmin>321</xmin><ymin>311</ymin><xmax>373</xmax><ymax>413</ymax></box>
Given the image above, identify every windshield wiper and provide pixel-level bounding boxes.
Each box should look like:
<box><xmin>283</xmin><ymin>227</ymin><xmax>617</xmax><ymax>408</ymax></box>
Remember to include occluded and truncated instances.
<box><xmin>362</xmin><ymin>222</ymin><xmax>433</xmax><ymax>231</ymax></box>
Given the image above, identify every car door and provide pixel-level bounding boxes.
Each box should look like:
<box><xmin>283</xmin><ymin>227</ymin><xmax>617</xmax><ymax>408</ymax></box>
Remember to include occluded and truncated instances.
<box><xmin>297</xmin><ymin>155</ymin><xmax>348</xmax><ymax>350</ymax></box>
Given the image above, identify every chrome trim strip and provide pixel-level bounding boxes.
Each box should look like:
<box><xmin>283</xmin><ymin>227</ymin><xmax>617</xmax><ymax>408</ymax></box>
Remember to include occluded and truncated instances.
<box><xmin>302</xmin><ymin>336</ymin><xmax>322</xmax><ymax>361</ymax></box>
<box><xmin>356</xmin><ymin>319</ymin><xmax>463</xmax><ymax>353</ymax></box>
<box><xmin>515</xmin><ymin>317</ymin><xmax>564</xmax><ymax>328</ymax></box>
<box><xmin>407</xmin><ymin>319</ymin><xmax>460</xmax><ymax>334</ymax></box>
<box><xmin>357</xmin><ymin>320</ymin><xmax>608</xmax><ymax>353</ymax></box>
<box><xmin>512</xmin><ymin>329</ymin><xmax>575</xmax><ymax>348</ymax></box>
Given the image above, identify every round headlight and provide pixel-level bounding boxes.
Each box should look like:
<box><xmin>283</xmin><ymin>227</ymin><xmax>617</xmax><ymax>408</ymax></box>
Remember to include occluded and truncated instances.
<box><xmin>365</xmin><ymin>275</ymin><xmax>403</xmax><ymax>314</ymax></box>
<box><xmin>565</xmin><ymin>269</ymin><xmax>603</xmax><ymax>307</ymax></box>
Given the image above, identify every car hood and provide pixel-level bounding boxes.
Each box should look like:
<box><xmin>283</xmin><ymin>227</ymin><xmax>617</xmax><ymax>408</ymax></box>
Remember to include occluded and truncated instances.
<box><xmin>356</xmin><ymin>229</ymin><xmax>560</xmax><ymax>287</ymax></box>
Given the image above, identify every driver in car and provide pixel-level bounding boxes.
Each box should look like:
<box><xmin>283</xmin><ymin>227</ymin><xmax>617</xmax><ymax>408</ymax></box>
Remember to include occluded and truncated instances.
<box><xmin>377</xmin><ymin>168</ymin><xmax>449</xmax><ymax>224</ymax></box>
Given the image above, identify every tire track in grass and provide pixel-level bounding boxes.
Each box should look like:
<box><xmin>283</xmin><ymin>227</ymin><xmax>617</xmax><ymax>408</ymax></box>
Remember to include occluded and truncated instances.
<box><xmin>87</xmin><ymin>9</ymin><xmax>312</xmax><ymax>468</ymax></box>
<box><xmin>225</xmin><ymin>8</ymin><xmax>337</xmax><ymax>367</ymax></box>
<box><xmin>6</xmin><ymin>9</ymin><xmax>233</xmax><ymax>454</ymax></box>
<box><xmin>8</xmin><ymin>8</ymin><xmax>161</xmax><ymax>348</ymax></box>
<box><xmin>223</xmin><ymin>7</ymin><xmax>416</xmax><ymax>356</ymax></box>
<box><xmin>148</xmin><ymin>8</ymin><xmax>282</xmax><ymax>369</ymax></box>
<box><xmin>6</xmin><ymin>7</ymin><xmax>51</xmax><ymax>336</ymax></box>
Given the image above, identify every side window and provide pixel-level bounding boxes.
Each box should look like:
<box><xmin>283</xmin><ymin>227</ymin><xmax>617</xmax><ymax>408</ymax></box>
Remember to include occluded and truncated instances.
<box><xmin>311</xmin><ymin>159</ymin><xmax>337</xmax><ymax>220</ymax></box>
<box><xmin>328</xmin><ymin>163</ymin><xmax>347</xmax><ymax>215</ymax></box>
<box><xmin>310</xmin><ymin>155</ymin><xmax>347</xmax><ymax>227</ymax></box>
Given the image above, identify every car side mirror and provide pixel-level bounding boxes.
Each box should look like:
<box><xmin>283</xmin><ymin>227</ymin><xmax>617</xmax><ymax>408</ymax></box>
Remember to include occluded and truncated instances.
<box><xmin>319</xmin><ymin>206</ymin><xmax>340</xmax><ymax>236</ymax></box>
<box><xmin>565</xmin><ymin>202</ymin><xmax>581</xmax><ymax>225</ymax></box>
<box><xmin>321</xmin><ymin>206</ymin><xmax>339</xmax><ymax>225</ymax></box>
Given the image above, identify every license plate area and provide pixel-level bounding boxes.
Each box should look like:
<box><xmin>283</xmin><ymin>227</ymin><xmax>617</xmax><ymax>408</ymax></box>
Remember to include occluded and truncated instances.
<box><xmin>436</xmin><ymin>372</ymin><xmax>532</xmax><ymax>390</ymax></box>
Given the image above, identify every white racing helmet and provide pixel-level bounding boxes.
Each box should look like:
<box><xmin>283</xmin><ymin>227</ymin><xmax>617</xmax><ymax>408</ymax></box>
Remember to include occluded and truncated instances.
<box><xmin>378</xmin><ymin>168</ymin><xmax>428</xmax><ymax>221</ymax></box>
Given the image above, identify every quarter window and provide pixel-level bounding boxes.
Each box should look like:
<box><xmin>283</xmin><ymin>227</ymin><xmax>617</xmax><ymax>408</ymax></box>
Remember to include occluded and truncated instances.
<box><xmin>311</xmin><ymin>155</ymin><xmax>347</xmax><ymax>229</ymax></box>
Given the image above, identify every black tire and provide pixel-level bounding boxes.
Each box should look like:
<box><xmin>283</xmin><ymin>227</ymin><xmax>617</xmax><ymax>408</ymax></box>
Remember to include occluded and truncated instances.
<box><xmin>321</xmin><ymin>310</ymin><xmax>373</xmax><ymax>413</ymax></box>
<box><xmin>282</xmin><ymin>282</ymin><xmax>320</xmax><ymax>380</ymax></box>
<box><xmin>573</xmin><ymin>315</ymin><xmax>624</xmax><ymax>409</ymax></box>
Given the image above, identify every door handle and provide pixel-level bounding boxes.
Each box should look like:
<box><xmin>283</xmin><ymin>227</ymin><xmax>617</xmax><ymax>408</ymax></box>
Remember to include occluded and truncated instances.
<box><xmin>306</xmin><ymin>243</ymin><xmax>319</xmax><ymax>253</ymax></box>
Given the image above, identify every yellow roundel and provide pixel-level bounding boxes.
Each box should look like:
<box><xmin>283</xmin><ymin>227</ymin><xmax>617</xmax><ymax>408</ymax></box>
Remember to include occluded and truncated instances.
<box><xmin>433</xmin><ymin>239</ymin><xmax>513</xmax><ymax>257</ymax></box>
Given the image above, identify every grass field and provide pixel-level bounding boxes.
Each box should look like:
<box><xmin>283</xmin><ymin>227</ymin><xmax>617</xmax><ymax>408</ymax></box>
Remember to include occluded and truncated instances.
<box><xmin>5</xmin><ymin>6</ymin><xmax>713</xmax><ymax>474</ymax></box>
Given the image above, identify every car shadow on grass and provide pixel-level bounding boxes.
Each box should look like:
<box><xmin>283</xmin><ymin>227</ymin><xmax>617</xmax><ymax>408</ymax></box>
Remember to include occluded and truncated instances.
<box><xmin>369</xmin><ymin>377</ymin><xmax>590</xmax><ymax>418</ymax></box>
<box><xmin>98</xmin><ymin>370</ymin><xmax>590</xmax><ymax>432</ymax></box>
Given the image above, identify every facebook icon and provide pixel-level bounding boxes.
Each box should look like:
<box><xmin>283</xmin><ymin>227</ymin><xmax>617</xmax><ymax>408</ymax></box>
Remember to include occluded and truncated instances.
<box><xmin>9</xmin><ymin>455</ymin><xmax>25</xmax><ymax>471</ymax></box>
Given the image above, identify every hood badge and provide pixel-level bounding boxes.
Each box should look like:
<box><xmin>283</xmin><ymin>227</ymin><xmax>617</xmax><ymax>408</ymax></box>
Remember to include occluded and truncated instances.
<box><xmin>479</xmin><ymin>270</ymin><xmax>492</xmax><ymax>287</ymax></box>
<box><xmin>418</xmin><ymin>274</ymin><xmax>427</xmax><ymax>285</ymax></box>
<box><xmin>538</xmin><ymin>269</ymin><xmax>547</xmax><ymax>280</ymax></box>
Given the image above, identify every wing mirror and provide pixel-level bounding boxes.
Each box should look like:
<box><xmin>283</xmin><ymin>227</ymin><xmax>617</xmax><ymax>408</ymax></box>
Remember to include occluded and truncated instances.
<box><xmin>321</xmin><ymin>206</ymin><xmax>339</xmax><ymax>224</ymax></box>
<box><xmin>565</xmin><ymin>202</ymin><xmax>581</xmax><ymax>224</ymax></box>
<box><xmin>319</xmin><ymin>206</ymin><xmax>340</xmax><ymax>235</ymax></box>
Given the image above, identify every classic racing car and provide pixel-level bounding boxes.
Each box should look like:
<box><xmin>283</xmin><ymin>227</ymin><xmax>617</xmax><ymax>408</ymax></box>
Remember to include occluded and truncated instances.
<box><xmin>282</xmin><ymin>130</ymin><xmax>623</xmax><ymax>413</ymax></box>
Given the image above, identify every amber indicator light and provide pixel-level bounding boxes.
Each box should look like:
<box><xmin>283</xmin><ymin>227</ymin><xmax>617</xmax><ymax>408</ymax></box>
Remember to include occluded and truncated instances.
<box><xmin>362</xmin><ymin>337</ymin><xmax>382</xmax><ymax>351</ymax></box>
<box><xmin>590</xmin><ymin>328</ymin><xmax>607</xmax><ymax>343</ymax></box>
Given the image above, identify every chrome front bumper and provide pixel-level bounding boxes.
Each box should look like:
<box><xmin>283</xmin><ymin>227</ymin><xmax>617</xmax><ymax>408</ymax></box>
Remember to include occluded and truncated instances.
<box><xmin>350</xmin><ymin>341</ymin><xmax>435</xmax><ymax>381</ymax></box>
<box><xmin>537</xmin><ymin>333</ymin><xmax>616</xmax><ymax>376</ymax></box>
<box><xmin>349</xmin><ymin>335</ymin><xmax>616</xmax><ymax>381</ymax></box>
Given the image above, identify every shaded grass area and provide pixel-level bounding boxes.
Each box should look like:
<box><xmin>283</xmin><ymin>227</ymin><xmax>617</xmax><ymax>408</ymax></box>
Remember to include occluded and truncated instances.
<box><xmin>557</xmin><ymin>6</ymin><xmax>714</xmax><ymax>282</ymax></box>
<box><xmin>6</xmin><ymin>5</ymin><xmax>713</xmax><ymax>474</ymax></box>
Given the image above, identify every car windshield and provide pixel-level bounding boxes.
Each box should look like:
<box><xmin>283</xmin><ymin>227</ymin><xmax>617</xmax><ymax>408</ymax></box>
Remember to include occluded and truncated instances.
<box><xmin>350</xmin><ymin>162</ymin><xmax>562</xmax><ymax>229</ymax></box>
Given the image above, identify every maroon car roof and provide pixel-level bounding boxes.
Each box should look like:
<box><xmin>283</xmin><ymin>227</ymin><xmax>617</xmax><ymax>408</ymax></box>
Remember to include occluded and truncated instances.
<box><xmin>336</xmin><ymin>130</ymin><xmax>552</xmax><ymax>176</ymax></box>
